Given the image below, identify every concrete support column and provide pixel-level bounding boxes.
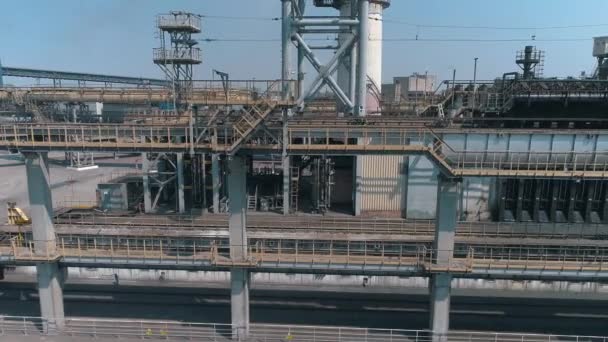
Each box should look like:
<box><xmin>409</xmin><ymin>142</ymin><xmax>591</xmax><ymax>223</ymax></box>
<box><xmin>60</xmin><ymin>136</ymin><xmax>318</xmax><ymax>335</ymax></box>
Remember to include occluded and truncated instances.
<box><xmin>550</xmin><ymin>181</ymin><xmax>559</xmax><ymax>222</ymax></box>
<box><xmin>585</xmin><ymin>181</ymin><xmax>595</xmax><ymax>223</ymax></box>
<box><xmin>532</xmin><ymin>180</ymin><xmax>542</xmax><ymax>222</ymax></box>
<box><xmin>24</xmin><ymin>152</ymin><xmax>55</xmax><ymax>249</ymax></box>
<box><xmin>430</xmin><ymin>176</ymin><xmax>459</xmax><ymax>341</ymax></box>
<box><xmin>142</xmin><ymin>153</ymin><xmax>152</xmax><ymax>213</ymax></box>
<box><xmin>228</xmin><ymin>156</ymin><xmax>248</xmax><ymax>260</ymax></box>
<box><xmin>212</xmin><ymin>154</ymin><xmax>221</xmax><ymax>213</ymax></box>
<box><xmin>231</xmin><ymin>268</ymin><xmax>250</xmax><ymax>340</ymax></box>
<box><xmin>176</xmin><ymin>153</ymin><xmax>185</xmax><ymax>213</ymax></box>
<box><xmin>24</xmin><ymin>152</ymin><xmax>65</xmax><ymax>330</ymax></box>
<box><xmin>515</xmin><ymin>179</ymin><xmax>524</xmax><ymax>221</ymax></box>
<box><xmin>430</xmin><ymin>273</ymin><xmax>451</xmax><ymax>342</ymax></box>
<box><xmin>202</xmin><ymin>153</ymin><xmax>208</xmax><ymax>211</ymax></box>
<box><xmin>37</xmin><ymin>263</ymin><xmax>66</xmax><ymax>331</ymax></box>
<box><xmin>433</xmin><ymin>177</ymin><xmax>459</xmax><ymax>264</ymax></box>
<box><xmin>567</xmin><ymin>180</ymin><xmax>577</xmax><ymax>223</ymax></box>
<box><xmin>227</xmin><ymin>156</ymin><xmax>249</xmax><ymax>340</ymax></box>
<box><xmin>497</xmin><ymin>179</ymin><xmax>505</xmax><ymax>222</ymax></box>
<box><xmin>354</xmin><ymin>156</ymin><xmax>363</xmax><ymax>216</ymax></box>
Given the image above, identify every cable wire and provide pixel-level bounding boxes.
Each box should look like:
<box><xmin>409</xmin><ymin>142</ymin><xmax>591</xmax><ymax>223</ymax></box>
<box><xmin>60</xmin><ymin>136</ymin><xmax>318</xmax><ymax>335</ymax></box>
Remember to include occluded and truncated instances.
<box><xmin>378</xmin><ymin>17</ymin><xmax>608</xmax><ymax>31</ymax></box>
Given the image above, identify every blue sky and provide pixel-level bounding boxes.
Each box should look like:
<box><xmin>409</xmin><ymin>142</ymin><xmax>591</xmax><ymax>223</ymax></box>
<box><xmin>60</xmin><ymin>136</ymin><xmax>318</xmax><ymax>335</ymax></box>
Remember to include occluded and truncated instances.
<box><xmin>1</xmin><ymin>0</ymin><xmax>607</xmax><ymax>84</ymax></box>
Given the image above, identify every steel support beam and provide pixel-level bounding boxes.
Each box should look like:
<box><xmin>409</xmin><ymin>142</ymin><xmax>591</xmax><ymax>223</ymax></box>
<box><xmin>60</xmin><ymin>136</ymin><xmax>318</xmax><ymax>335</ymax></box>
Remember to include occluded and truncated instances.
<box><xmin>430</xmin><ymin>177</ymin><xmax>459</xmax><ymax>341</ymax></box>
<box><xmin>349</xmin><ymin>40</ymin><xmax>358</xmax><ymax>109</ymax></box>
<box><xmin>293</xmin><ymin>33</ymin><xmax>354</xmax><ymax>109</ymax></box>
<box><xmin>356</xmin><ymin>0</ymin><xmax>370</xmax><ymax>116</ymax></box>
<box><xmin>24</xmin><ymin>152</ymin><xmax>65</xmax><ymax>330</ymax></box>
<box><xmin>283</xmin><ymin>126</ymin><xmax>290</xmax><ymax>215</ymax></box>
<box><xmin>282</xmin><ymin>0</ymin><xmax>293</xmax><ymax>100</ymax></box>
<box><xmin>282</xmin><ymin>0</ymin><xmax>292</xmax><ymax>215</ymax></box>
<box><xmin>176</xmin><ymin>153</ymin><xmax>185</xmax><ymax>214</ymax></box>
<box><xmin>296</xmin><ymin>0</ymin><xmax>306</xmax><ymax>100</ymax></box>
<box><xmin>292</xmin><ymin>18</ymin><xmax>359</xmax><ymax>26</ymax></box>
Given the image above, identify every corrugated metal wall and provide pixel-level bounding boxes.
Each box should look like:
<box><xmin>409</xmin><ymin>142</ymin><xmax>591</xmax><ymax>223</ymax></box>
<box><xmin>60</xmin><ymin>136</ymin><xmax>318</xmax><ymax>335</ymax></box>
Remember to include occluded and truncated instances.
<box><xmin>360</xmin><ymin>156</ymin><xmax>407</xmax><ymax>214</ymax></box>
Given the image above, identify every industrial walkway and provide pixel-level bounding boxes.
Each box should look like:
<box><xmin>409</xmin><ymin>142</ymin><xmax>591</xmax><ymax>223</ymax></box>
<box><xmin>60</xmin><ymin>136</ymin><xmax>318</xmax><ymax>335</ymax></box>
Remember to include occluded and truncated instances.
<box><xmin>1</xmin><ymin>123</ymin><xmax>607</xmax><ymax>179</ymax></box>
<box><xmin>2</xmin><ymin>237</ymin><xmax>608</xmax><ymax>280</ymax></box>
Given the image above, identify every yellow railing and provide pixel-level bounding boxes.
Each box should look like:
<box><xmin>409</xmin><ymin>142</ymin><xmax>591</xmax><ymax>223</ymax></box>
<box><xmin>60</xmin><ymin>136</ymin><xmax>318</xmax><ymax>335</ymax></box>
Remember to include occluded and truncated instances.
<box><xmin>3</xmin><ymin>237</ymin><xmax>608</xmax><ymax>273</ymax></box>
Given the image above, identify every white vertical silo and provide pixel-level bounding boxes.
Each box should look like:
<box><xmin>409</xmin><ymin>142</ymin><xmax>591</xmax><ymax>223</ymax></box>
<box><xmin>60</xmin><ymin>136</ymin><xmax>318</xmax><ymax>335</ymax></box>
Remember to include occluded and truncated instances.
<box><xmin>336</xmin><ymin>0</ymin><xmax>389</xmax><ymax>114</ymax></box>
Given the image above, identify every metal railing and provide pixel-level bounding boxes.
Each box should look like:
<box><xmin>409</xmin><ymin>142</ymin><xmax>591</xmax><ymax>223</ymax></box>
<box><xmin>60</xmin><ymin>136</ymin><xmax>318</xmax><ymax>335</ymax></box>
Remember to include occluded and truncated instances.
<box><xmin>1</xmin><ymin>316</ymin><xmax>608</xmax><ymax>341</ymax></box>
<box><xmin>3</xmin><ymin>237</ymin><xmax>608</xmax><ymax>273</ymax></box>
<box><xmin>153</xmin><ymin>48</ymin><xmax>202</xmax><ymax>63</ymax></box>
<box><xmin>1</xmin><ymin>123</ymin><xmax>608</xmax><ymax>177</ymax></box>
<box><xmin>39</xmin><ymin>212</ymin><xmax>608</xmax><ymax>240</ymax></box>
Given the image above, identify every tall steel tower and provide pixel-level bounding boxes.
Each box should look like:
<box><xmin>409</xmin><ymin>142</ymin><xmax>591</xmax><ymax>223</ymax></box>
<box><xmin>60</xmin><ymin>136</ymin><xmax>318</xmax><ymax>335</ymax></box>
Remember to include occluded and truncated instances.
<box><xmin>153</xmin><ymin>11</ymin><xmax>202</xmax><ymax>112</ymax></box>
<box><xmin>516</xmin><ymin>46</ymin><xmax>544</xmax><ymax>79</ymax></box>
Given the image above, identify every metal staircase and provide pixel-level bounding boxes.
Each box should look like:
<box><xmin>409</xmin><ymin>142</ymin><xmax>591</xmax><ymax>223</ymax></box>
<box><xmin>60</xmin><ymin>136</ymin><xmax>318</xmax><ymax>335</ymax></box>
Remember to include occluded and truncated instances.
<box><xmin>247</xmin><ymin>186</ymin><xmax>258</xmax><ymax>211</ymax></box>
<box><xmin>228</xmin><ymin>99</ymin><xmax>277</xmax><ymax>154</ymax></box>
<box><xmin>427</xmin><ymin>132</ymin><xmax>456</xmax><ymax>177</ymax></box>
<box><xmin>499</xmin><ymin>81</ymin><xmax>517</xmax><ymax>114</ymax></box>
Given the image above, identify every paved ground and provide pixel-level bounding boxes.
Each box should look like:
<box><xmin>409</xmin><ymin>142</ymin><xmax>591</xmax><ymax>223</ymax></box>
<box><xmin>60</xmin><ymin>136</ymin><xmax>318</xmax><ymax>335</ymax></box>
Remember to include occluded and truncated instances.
<box><xmin>0</xmin><ymin>279</ymin><xmax>607</xmax><ymax>337</ymax></box>
<box><xmin>0</xmin><ymin>152</ymin><xmax>140</xmax><ymax>222</ymax></box>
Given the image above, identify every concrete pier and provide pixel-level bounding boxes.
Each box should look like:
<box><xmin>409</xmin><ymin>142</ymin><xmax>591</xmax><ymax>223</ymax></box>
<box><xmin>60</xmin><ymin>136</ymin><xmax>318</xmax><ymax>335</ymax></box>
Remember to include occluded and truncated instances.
<box><xmin>212</xmin><ymin>154</ymin><xmax>221</xmax><ymax>213</ymax></box>
<box><xmin>141</xmin><ymin>153</ymin><xmax>152</xmax><ymax>213</ymax></box>
<box><xmin>430</xmin><ymin>176</ymin><xmax>459</xmax><ymax>341</ymax></box>
<box><xmin>24</xmin><ymin>152</ymin><xmax>65</xmax><ymax>329</ymax></box>
<box><xmin>36</xmin><ymin>263</ymin><xmax>66</xmax><ymax>330</ymax></box>
<box><xmin>230</xmin><ymin>268</ymin><xmax>250</xmax><ymax>340</ymax></box>
<box><xmin>227</xmin><ymin>156</ymin><xmax>249</xmax><ymax>340</ymax></box>
<box><xmin>176</xmin><ymin>152</ymin><xmax>185</xmax><ymax>213</ymax></box>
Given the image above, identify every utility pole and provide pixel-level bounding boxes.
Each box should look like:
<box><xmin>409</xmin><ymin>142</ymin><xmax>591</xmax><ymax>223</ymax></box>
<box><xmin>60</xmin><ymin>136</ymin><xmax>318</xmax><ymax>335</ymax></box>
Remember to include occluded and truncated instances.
<box><xmin>451</xmin><ymin>69</ymin><xmax>456</xmax><ymax>109</ymax></box>
<box><xmin>472</xmin><ymin>57</ymin><xmax>478</xmax><ymax>110</ymax></box>
<box><xmin>424</xmin><ymin>70</ymin><xmax>428</xmax><ymax>103</ymax></box>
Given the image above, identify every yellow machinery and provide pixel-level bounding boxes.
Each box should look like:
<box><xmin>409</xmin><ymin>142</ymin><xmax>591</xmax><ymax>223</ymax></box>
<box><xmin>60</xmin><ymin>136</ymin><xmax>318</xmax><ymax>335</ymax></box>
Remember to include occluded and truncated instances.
<box><xmin>6</xmin><ymin>202</ymin><xmax>30</xmax><ymax>245</ymax></box>
<box><xmin>7</xmin><ymin>202</ymin><xmax>31</xmax><ymax>225</ymax></box>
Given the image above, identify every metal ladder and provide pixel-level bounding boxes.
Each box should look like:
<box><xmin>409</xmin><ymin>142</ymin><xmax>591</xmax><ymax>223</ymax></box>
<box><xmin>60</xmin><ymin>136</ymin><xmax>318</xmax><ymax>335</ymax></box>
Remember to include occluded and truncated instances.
<box><xmin>290</xmin><ymin>167</ymin><xmax>299</xmax><ymax>212</ymax></box>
